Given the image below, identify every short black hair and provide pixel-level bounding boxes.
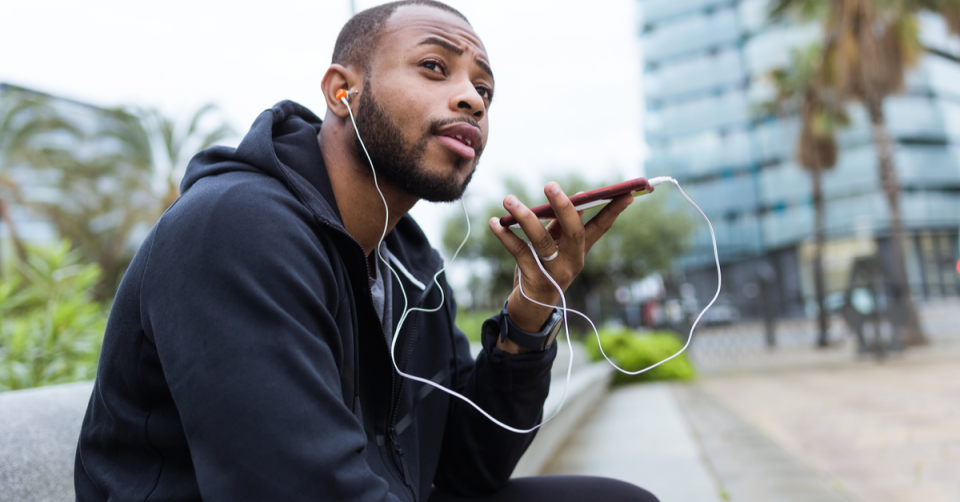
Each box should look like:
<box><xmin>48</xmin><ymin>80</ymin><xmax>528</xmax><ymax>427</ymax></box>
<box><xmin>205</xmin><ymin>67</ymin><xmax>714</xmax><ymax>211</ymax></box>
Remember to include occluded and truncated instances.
<box><xmin>332</xmin><ymin>0</ymin><xmax>470</xmax><ymax>70</ymax></box>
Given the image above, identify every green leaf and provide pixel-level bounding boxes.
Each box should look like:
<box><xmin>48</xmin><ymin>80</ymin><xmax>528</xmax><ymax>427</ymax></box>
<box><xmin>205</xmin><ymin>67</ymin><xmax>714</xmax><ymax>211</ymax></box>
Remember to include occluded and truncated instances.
<box><xmin>584</xmin><ymin>328</ymin><xmax>696</xmax><ymax>384</ymax></box>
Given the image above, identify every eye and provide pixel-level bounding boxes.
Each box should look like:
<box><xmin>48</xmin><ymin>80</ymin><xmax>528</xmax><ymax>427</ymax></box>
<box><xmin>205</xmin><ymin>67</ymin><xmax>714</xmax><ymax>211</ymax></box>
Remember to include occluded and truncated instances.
<box><xmin>476</xmin><ymin>86</ymin><xmax>493</xmax><ymax>101</ymax></box>
<box><xmin>422</xmin><ymin>60</ymin><xmax>446</xmax><ymax>75</ymax></box>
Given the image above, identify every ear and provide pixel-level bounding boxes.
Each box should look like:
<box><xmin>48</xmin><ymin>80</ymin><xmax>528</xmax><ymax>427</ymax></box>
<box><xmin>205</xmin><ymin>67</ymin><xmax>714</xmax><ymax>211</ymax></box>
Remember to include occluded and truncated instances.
<box><xmin>322</xmin><ymin>64</ymin><xmax>361</xmax><ymax>119</ymax></box>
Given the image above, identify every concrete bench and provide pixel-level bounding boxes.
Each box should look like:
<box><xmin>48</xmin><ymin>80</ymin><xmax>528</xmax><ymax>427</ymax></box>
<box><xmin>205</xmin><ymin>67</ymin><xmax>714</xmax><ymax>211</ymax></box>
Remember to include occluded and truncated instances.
<box><xmin>0</xmin><ymin>381</ymin><xmax>93</xmax><ymax>502</ymax></box>
<box><xmin>0</xmin><ymin>344</ymin><xmax>611</xmax><ymax>501</ymax></box>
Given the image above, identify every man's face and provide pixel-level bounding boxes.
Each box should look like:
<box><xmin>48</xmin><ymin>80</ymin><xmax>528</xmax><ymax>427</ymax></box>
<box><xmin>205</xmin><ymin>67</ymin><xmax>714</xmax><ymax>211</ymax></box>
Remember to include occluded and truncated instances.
<box><xmin>351</xmin><ymin>5</ymin><xmax>492</xmax><ymax>203</ymax></box>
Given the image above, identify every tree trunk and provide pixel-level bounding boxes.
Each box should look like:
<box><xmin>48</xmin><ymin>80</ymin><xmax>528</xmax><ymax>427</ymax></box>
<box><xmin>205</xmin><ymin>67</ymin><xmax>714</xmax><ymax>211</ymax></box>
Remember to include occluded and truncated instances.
<box><xmin>811</xmin><ymin>166</ymin><xmax>830</xmax><ymax>347</ymax></box>
<box><xmin>866</xmin><ymin>98</ymin><xmax>928</xmax><ymax>346</ymax></box>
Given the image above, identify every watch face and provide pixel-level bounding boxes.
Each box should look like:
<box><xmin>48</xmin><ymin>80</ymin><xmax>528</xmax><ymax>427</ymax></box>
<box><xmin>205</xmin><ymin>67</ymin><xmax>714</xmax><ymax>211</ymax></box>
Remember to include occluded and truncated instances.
<box><xmin>543</xmin><ymin>312</ymin><xmax>564</xmax><ymax>350</ymax></box>
<box><xmin>500</xmin><ymin>302</ymin><xmax>564</xmax><ymax>351</ymax></box>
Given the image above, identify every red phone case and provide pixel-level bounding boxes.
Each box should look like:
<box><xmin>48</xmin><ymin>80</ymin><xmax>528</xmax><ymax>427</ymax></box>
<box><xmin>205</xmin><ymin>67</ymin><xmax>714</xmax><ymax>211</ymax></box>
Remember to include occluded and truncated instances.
<box><xmin>499</xmin><ymin>178</ymin><xmax>649</xmax><ymax>227</ymax></box>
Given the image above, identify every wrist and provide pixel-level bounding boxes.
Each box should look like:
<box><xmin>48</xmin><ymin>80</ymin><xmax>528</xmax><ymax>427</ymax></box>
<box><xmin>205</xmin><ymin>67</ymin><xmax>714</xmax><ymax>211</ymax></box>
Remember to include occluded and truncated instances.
<box><xmin>506</xmin><ymin>290</ymin><xmax>556</xmax><ymax>333</ymax></box>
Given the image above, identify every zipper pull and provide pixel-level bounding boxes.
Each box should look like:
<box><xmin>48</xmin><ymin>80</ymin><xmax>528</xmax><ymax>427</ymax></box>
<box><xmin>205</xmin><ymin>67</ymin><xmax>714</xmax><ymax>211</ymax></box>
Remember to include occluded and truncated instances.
<box><xmin>389</xmin><ymin>428</ymin><xmax>413</xmax><ymax>485</ymax></box>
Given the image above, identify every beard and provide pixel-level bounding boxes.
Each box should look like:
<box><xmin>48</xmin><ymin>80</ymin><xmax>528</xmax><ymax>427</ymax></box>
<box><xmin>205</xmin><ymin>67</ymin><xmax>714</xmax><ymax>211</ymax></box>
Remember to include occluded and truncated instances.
<box><xmin>351</xmin><ymin>80</ymin><xmax>480</xmax><ymax>203</ymax></box>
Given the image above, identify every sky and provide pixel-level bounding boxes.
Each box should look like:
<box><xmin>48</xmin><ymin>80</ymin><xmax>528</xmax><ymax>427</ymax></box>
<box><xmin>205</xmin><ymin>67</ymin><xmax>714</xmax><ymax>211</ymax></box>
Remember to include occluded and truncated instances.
<box><xmin>0</xmin><ymin>0</ymin><xmax>647</xmax><ymax>251</ymax></box>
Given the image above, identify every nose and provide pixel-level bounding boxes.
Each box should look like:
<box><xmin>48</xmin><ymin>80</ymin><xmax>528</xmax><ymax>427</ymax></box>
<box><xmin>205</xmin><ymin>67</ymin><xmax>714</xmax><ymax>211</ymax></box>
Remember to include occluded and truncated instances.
<box><xmin>450</xmin><ymin>78</ymin><xmax>485</xmax><ymax>122</ymax></box>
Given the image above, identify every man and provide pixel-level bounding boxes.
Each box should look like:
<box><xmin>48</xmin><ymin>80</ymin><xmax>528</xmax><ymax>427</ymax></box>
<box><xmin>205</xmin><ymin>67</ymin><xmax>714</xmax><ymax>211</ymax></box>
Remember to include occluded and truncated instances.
<box><xmin>75</xmin><ymin>2</ymin><xmax>658</xmax><ymax>501</ymax></box>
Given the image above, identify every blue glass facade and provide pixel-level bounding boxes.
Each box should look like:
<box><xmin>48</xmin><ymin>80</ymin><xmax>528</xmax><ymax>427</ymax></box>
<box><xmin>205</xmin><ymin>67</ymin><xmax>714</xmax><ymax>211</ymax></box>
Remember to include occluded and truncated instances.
<box><xmin>640</xmin><ymin>0</ymin><xmax>960</xmax><ymax>317</ymax></box>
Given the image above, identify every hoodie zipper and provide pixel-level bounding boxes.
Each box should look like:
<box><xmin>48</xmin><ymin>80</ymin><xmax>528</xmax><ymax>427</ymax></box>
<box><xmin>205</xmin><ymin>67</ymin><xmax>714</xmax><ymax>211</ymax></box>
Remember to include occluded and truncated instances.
<box><xmin>389</xmin><ymin>307</ymin><xmax>422</xmax><ymax>426</ymax></box>
<box><xmin>354</xmin><ymin>260</ymin><xmax>416</xmax><ymax>500</ymax></box>
<box><xmin>386</xmin><ymin>290</ymin><xmax>428</xmax><ymax>500</ymax></box>
<box><xmin>317</xmin><ymin>219</ymin><xmax>436</xmax><ymax>501</ymax></box>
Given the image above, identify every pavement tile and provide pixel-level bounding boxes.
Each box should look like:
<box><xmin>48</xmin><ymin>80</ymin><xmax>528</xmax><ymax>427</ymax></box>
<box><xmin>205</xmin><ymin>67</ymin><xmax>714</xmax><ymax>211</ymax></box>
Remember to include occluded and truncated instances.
<box><xmin>694</xmin><ymin>353</ymin><xmax>960</xmax><ymax>502</ymax></box>
<box><xmin>674</xmin><ymin>383</ymin><xmax>858</xmax><ymax>502</ymax></box>
<box><xmin>543</xmin><ymin>383</ymin><xmax>724</xmax><ymax>502</ymax></box>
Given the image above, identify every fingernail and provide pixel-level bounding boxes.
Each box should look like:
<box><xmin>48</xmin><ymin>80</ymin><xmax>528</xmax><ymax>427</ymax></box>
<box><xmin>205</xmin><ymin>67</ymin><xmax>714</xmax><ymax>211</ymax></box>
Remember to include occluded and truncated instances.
<box><xmin>489</xmin><ymin>217</ymin><xmax>499</xmax><ymax>226</ymax></box>
<box><xmin>505</xmin><ymin>196</ymin><xmax>518</xmax><ymax>207</ymax></box>
<box><xmin>548</xmin><ymin>183</ymin><xmax>560</xmax><ymax>196</ymax></box>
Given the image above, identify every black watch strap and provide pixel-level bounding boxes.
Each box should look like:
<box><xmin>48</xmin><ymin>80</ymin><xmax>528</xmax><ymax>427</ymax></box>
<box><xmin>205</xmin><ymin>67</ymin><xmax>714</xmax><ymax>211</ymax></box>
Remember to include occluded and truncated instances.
<box><xmin>498</xmin><ymin>300</ymin><xmax>564</xmax><ymax>352</ymax></box>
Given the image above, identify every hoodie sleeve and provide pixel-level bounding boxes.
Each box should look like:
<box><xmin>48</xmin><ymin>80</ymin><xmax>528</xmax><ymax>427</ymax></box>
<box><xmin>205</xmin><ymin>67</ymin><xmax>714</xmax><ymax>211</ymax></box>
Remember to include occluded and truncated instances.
<box><xmin>140</xmin><ymin>173</ymin><xmax>402</xmax><ymax>502</ymax></box>
<box><xmin>432</xmin><ymin>288</ymin><xmax>557</xmax><ymax>496</ymax></box>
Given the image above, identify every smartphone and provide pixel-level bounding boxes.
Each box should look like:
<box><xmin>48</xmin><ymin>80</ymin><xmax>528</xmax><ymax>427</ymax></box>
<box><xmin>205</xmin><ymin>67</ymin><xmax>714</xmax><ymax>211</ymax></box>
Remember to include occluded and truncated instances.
<box><xmin>499</xmin><ymin>178</ymin><xmax>651</xmax><ymax>228</ymax></box>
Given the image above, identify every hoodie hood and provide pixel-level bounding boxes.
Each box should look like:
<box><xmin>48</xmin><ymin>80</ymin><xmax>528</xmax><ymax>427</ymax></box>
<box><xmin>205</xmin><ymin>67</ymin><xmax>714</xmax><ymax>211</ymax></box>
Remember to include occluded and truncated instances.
<box><xmin>180</xmin><ymin>100</ymin><xmax>443</xmax><ymax>289</ymax></box>
<box><xmin>181</xmin><ymin>100</ymin><xmax>342</xmax><ymax>226</ymax></box>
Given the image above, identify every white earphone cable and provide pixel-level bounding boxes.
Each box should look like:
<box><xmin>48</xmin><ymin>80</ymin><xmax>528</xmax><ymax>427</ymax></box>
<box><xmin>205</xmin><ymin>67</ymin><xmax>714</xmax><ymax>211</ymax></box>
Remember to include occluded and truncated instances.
<box><xmin>517</xmin><ymin>176</ymin><xmax>722</xmax><ymax>376</ymax></box>
<box><xmin>342</xmin><ymin>96</ymin><xmax>572</xmax><ymax>433</ymax></box>
<box><xmin>340</xmin><ymin>96</ymin><xmax>720</xmax><ymax>434</ymax></box>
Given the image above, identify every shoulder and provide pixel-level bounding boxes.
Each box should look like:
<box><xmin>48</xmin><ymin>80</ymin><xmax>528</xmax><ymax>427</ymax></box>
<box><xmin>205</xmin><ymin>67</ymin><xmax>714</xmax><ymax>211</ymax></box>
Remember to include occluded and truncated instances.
<box><xmin>171</xmin><ymin>171</ymin><xmax>309</xmax><ymax>230</ymax></box>
<box><xmin>144</xmin><ymin>170</ymin><xmax>342</xmax><ymax>299</ymax></box>
<box><xmin>158</xmin><ymin>170</ymin><xmax>339</xmax><ymax>263</ymax></box>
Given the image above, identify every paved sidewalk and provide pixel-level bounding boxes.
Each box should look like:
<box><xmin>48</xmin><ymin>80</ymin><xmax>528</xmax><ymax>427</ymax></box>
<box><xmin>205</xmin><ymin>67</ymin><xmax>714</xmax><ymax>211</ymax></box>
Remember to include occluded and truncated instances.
<box><xmin>674</xmin><ymin>384</ymin><xmax>858</xmax><ymax>501</ymax></box>
<box><xmin>690</xmin><ymin>348</ymin><xmax>960</xmax><ymax>502</ymax></box>
<box><xmin>541</xmin><ymin>344</ymin><xmax>960</xmax><ymax>501</ymax></box>
<box><xmin>542</xmin><ymin>383</ymin><xmax>724</xmax><ymax>502</ymax></box>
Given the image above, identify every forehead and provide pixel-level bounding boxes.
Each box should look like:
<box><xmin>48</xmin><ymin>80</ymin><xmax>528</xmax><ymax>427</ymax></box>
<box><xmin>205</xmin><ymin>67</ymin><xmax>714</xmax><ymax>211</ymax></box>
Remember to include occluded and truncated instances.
<box><xmin>379</xmin><ymin>5</ymin><xmax>488</xmax><ymax>59</ymax></box>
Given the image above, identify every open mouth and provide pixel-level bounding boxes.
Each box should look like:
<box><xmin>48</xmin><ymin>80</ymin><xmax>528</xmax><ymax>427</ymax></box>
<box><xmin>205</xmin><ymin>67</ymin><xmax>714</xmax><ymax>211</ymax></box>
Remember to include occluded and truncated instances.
<box><xmin>434</xmin><ymin>123</ymin><xmax>482</xmax><ymax>160</ymax></box>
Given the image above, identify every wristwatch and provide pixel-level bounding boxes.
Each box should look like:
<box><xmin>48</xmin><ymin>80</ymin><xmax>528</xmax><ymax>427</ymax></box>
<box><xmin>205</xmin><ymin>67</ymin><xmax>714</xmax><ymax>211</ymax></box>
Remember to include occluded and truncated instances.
<box><xmin>498</xmin><ymin>300</ymin><xmax>564</xmax><ymax>352</ymax></box>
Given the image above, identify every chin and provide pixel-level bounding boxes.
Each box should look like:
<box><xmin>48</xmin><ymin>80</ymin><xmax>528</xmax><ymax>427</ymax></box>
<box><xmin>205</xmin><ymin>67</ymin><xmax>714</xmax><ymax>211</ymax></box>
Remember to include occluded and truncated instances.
<box><xmin>417</xmin><ymin>167</ymin><xmax>475</xmax><ymax>203</ymax></box>
<box><xmin>425</xmin><ymin>153</ymin><xmax>477</xmax><ymax>180</ymax></box>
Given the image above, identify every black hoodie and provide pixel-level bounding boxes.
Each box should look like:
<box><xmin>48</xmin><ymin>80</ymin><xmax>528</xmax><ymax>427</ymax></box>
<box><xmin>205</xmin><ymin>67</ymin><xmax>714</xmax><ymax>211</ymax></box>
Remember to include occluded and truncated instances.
<box><xmin>74</xmin><ymin>101</ymin><xmax>556</xmax><ymax>502</ymax></box>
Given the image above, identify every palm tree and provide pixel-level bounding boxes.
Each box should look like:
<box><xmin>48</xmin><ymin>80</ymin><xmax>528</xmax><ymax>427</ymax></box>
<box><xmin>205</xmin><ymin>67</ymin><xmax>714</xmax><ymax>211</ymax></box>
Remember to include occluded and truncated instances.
<box><xmin>9</xmin><ymin>92</ymin><xmax>233</xmax><ymax>299</ymax></box>
<box><xmin>142</xmin><ymin>104</ymin><xmax>234</xmax><ymax>210</ymax></box>
<box><xmin>2</xmin><ymin>90</ymin><xmax>35</xmax><ymax>266</ymax></box>
<box><xmin>0</xmin><ymin>88</ymin><xmax>81</xmax><ymax>266</ymax></box>
<box><xmin>764</xmin><ymin>44</ymin><xmax>849</xmax><ymax>347</ymax></box>
<box><xmin>24</xmin><ymin>106</ymin><xmax>155</xmax><ymax>298</ymax></box>
<box><xmin>771</xmin><ymin>0</ymin><xmax>960</xmax><ymax>345</ymax></box>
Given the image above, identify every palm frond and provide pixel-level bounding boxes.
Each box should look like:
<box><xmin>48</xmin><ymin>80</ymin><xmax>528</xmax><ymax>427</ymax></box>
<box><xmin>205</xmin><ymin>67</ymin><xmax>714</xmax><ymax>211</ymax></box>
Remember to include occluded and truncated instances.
<box><xmin>198</xmin><ymin>123</ymin><xmax>234</xmax><ymax>151</ymax></box>
<box><xmin>770</xmin><ymin>0</ymin><xmax>830</xmax><ymax>22</ymax></box>
<box><xmin>186</xmin><ymin>103</ymin><xmax>218</xmax><ymax>138</ymax></box>
<box><xmin>761</xmin><ymin>42</ymin><xmax>848</xmax><ymax>171</ymax></box>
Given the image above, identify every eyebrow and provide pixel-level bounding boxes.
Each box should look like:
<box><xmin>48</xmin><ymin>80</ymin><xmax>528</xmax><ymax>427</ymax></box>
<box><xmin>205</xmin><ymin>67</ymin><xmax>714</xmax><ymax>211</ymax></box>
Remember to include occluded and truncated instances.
<box><xmin>419</xmin><ymin>36</ymin><xmax>463</xmax><ymax>55</ymax></box>
<box><xmin>418</xmin><ymin>36</ymin><xmax>495</xmax><ymax>82</ymax></box>
<box><xmin>475</xmin><ymin>59</ymin><xmax>495</xmax><ymax>82</ymax></box>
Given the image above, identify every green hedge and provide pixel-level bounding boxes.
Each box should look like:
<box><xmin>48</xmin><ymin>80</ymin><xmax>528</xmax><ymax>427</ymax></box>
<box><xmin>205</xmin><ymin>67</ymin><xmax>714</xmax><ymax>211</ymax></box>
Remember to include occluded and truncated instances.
<box><xmin>454</xmin><ymin>309</ymin><xmax>498</xmax><ymax>343</ymax></box>
<box><xmin>584</xmin><ymin>328</ymin><xmax>696</xmax><ymax>385</ymax></box>
<box><xmin>0</xmin><ymin>242</ymin><xmax>108</xmax><ymax>392</ymax></box>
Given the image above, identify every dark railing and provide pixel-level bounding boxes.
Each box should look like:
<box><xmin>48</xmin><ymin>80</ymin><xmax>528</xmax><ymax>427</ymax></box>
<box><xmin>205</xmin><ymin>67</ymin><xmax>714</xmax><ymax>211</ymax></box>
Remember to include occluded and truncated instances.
<box><xmin>686</xmin><ymin>297</ymin><xmax>960</xmax><ymax>373</ymax></box>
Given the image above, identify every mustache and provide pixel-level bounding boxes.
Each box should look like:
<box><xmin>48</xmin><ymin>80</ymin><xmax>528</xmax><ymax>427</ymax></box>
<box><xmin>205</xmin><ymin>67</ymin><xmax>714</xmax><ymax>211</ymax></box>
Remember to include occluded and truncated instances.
<box><xmin>429</xmin><ymin>116</ymin><xmax>482</xmax><ymax>133</ymax></box>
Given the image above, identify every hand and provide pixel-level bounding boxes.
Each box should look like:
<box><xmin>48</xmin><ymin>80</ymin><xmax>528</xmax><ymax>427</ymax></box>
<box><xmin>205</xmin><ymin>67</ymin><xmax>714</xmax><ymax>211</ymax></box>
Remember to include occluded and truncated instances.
<box><xmin>488</xmin><ymin>181</ymin><xmax>639</xmax><ymax>353</ymax></box>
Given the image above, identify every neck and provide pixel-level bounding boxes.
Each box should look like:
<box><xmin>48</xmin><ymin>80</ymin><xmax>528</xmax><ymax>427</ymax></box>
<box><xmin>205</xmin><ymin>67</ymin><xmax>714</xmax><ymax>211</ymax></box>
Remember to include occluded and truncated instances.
<box><xmin>318</xmin><ymin>115</ymin><xmax>419</xmax><ymax>259</ymax></box>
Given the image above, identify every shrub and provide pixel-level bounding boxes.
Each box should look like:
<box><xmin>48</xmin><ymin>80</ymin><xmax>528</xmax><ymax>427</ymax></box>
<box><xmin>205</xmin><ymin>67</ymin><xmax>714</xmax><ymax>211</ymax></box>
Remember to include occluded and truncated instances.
<box><xmin>454</xmin><ymin>309</ymin><xmax>499</xmax><ymax>343</ymax></box>
<box><xmin>0</xmin><ymin>242</ymin><xmax>108</xmax><ymax>392</ymax></box>
<box><xmin>584</xmin><ymin>327</ymin><xmax>696</xmax><ymax>385</ymax></box>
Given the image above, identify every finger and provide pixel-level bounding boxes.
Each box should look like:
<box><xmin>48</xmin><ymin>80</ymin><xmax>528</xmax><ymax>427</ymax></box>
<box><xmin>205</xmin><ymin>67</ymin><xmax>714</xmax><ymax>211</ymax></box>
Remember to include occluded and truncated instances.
<box><xmin>489</xmin><ymin>218</ymin><xmax>558</xmax><ymax>295</ymax></box>
<box><xmin>583</xmin><ymin>193</ymin><xmax>635</xmax><ymax>254</ymax></box>
<box><xmin>545</xmin><ymin>208</ymin><xmax>585</xmax><ymax>241</ymax></box>
<box><xmin>488</xmin><ymin>217</ymin><xmax>543</xmax><ymax>272</ymax></box>
<box><xmin>542</xmin><ymin>182</ymin><xmax>585</xmax><ymax>259</ymax></box>
<box><xmin>501</xmin><ymin>194</ymin><xmax>558</xmax><ymax>262</ymax></box>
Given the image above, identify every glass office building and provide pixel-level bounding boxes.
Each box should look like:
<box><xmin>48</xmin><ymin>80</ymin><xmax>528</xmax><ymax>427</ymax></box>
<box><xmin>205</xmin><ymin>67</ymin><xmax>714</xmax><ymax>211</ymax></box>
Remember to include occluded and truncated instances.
<box><xmin>640</xmin><ymin>0</ymin><xmax>960</xmax><ymax>318</ymax></box>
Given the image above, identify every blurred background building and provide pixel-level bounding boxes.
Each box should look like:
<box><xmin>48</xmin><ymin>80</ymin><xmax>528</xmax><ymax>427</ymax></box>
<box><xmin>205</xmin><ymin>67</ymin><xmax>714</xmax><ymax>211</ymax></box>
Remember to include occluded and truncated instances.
<box><xmin>640</xmin><ymin>0</ymin><xmax>960</xmax><ymax>320</ymax></box>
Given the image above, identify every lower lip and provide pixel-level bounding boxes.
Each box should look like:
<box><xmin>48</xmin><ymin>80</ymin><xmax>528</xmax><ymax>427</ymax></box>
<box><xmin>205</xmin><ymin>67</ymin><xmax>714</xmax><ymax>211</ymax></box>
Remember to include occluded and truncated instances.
<box><xmin>436</xmin><ymin>135</ymin><xmax>476</xmax><ymax>160</ymax></box>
